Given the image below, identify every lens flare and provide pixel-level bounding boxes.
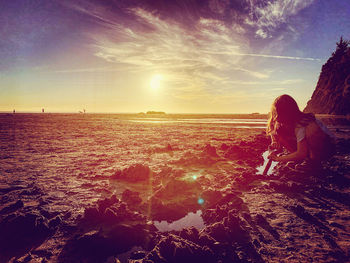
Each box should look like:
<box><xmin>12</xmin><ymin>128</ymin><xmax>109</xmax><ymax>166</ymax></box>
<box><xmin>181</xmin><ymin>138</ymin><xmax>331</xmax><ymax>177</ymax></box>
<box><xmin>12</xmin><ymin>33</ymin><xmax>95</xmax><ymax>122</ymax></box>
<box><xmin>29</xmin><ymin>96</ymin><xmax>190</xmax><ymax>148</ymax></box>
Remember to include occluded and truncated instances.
<box><xmin>198</xmin><ymin>198</ymin><xmax>204</xmax><ymax>205</ymax></box>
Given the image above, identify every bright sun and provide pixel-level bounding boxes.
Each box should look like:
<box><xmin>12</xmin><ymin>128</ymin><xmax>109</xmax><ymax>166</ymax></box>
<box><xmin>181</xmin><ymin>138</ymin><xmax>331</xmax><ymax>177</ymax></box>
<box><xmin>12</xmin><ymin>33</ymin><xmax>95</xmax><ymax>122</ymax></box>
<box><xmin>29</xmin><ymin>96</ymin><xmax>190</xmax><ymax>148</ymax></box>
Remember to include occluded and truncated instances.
<box><xmin>150</xmin><ymin>74</ymin><xmax>163</xmax><ymax>90</ymax></box>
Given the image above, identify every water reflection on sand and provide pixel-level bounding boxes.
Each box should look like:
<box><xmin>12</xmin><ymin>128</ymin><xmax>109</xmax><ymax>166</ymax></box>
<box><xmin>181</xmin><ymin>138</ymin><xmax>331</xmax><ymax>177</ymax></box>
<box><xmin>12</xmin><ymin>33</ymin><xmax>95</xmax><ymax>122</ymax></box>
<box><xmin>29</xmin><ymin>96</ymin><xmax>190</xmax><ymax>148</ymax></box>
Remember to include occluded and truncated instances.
<box><xmin>256</xmin><ymin>150</ymin><xmax>278</xmax><ymax>175</ymax></box>
<box><xmin>153</xmin><ymin>210</ymin><xmax>205</xmax><ymax>232</ymax></box>
<box><xmin>128</xmin><ymin>117</ymin><xmax>267</xmax><ymax>128</ymax></box>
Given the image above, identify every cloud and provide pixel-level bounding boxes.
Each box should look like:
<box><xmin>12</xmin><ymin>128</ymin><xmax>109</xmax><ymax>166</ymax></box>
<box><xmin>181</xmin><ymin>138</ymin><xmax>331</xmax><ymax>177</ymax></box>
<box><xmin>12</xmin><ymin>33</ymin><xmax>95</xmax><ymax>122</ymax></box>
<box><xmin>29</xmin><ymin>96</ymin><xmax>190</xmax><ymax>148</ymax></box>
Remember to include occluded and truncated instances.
<box><xmin>81</xmin><ymin>8</ymin><xmax>250</xmax><ymax>91</ymax></box>
<box><xmin>54</xmin><ymin>67</ymin><xmax>123</xmax><ymax>73</ymax></box>
<box><xmin>278</xmin><ymin>78</ymin><xmax>304</xmax><ymax>85</ymax></box>
<box><xmin>58</xmin><ymin>0</ymin><xmax>319</xmax><ymax>103</ymax></box>
<box><xmin>237</xmin><ymin>53</ymin><xmax>320</xmax><ymax>61</ymax></box>
<box><xmin>202</xmin><ymin>49</ymin><xmax>320</xmax><ymax>61</ymax></box>
<box><xmin>225</xmin><ymin>78</ymin><xmax>304</xmax><ymax>86</ymax></box>
<box><xmin>233</xmin><ymin>67</ymin><xmax>270</xmax><ymax>79</ymax></box>
<box><xmin>255</xmin><ymin>29</ymin><xmax>269</xmax><ymax>39</ymax></box>
<box><xmin>247</xmin><ymin>0</ymin><xmax>316</xmax><ymax>38</ymax></box>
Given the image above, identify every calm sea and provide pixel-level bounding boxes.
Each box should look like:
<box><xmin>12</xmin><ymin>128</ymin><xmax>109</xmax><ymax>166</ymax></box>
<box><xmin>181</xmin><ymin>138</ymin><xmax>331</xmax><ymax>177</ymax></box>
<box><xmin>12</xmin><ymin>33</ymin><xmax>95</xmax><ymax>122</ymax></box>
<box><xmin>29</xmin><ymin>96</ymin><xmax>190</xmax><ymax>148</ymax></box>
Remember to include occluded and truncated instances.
<box><xmin>0</xmin><ymin>113</ymin><xmax>268</xmax><ymax>128</ymax></box>
<box><xmin>109</xmin><ymin>113</ymin><xmax>267</xmax><ymax>128</ymax></box>
<box><xmin>128</xmin><ymin>117</ymin><xmax>267</xmax><ymax>128</ymax></box>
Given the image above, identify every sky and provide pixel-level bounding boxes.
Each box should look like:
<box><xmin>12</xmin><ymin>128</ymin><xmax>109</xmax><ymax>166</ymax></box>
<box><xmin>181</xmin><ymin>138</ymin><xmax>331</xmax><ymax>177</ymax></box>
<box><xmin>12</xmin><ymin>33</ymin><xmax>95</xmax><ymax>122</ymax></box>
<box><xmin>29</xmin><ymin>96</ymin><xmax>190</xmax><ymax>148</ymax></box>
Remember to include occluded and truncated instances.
<box><xmin>0</xmin><ymin>0</ymin><xmax>350</xmax><ymax>113</ymax></box>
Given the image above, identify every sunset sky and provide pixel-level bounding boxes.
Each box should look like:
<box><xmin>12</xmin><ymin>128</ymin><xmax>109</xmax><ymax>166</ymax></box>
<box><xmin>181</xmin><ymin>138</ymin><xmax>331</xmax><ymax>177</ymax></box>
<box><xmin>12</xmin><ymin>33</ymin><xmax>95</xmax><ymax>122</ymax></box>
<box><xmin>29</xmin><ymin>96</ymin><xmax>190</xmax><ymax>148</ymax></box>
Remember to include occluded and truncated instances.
<box><xmin>1</xmin><ymin>0</ymin><xmax>350</xmax><ymax>113</ymax></box>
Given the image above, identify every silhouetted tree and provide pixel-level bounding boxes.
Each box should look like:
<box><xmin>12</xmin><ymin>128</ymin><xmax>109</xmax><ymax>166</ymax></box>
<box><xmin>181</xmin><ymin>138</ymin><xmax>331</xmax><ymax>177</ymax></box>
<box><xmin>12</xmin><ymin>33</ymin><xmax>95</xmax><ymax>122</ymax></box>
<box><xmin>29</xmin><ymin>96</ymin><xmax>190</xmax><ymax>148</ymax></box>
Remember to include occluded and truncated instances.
<box><xmin>323</xmin><ymin>36</ymin><xmax>350</xmax><ymax>70</ymax></box>
<box><xmin>332</xmin><ymin>36</ymin><xmax>349</xmax><ymax>57</ymax></box>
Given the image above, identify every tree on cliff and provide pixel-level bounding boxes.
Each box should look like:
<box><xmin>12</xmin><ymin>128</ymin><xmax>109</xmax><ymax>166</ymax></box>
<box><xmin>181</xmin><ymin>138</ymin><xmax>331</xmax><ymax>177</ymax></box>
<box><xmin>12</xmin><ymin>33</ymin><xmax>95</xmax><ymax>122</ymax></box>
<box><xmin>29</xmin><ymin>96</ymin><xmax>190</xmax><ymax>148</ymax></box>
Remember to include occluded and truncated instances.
<box><xmin>335</xmin><ymin>36</ymin><xmax>350</xmax><ymax>53</ymax></box>
<box><xmin>329</xmin><ymin>36</ymin><xmax>350</xmax><ymax>62</ymax></box>
<box><xmin>304</xmin><ymin>37</ymin><xmax>350</xmax><ymax>115</ymax></box>
<box><xmin>323</xmin><ymin>36</ymin><xmax>350</xmax><ymax>70</ymax></box>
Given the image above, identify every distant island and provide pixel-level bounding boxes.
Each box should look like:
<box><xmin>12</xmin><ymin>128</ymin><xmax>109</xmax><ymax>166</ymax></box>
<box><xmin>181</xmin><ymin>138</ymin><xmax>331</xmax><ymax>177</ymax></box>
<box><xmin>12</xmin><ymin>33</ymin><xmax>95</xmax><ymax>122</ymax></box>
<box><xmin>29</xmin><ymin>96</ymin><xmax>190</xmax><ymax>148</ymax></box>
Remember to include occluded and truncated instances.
<box><xmin>146</xmin><ymin>111</ymin><xmax>166</xmax><ymax>115</ymax></box>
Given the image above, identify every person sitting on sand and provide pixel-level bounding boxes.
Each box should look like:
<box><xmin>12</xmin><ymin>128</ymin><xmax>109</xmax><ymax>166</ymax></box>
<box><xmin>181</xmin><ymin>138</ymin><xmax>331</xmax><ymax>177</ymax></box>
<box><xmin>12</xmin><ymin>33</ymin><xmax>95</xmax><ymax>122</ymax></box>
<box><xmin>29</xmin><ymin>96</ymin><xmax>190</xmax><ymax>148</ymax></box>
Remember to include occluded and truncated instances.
<box><xmin>266</xmin><ymin>94</ymin><xmax>335</xmax><ymax>164</ymax></box>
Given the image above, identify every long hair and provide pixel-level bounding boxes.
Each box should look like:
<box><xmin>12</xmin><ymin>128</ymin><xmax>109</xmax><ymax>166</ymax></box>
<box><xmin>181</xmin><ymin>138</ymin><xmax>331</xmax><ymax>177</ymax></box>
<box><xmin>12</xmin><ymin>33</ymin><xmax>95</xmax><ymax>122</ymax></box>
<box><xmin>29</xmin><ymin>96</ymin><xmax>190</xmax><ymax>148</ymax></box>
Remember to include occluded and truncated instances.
<box><xmin>266</xmin><ymin>94</ymin><xmax>314</xmax><ymax>137</ymax></box>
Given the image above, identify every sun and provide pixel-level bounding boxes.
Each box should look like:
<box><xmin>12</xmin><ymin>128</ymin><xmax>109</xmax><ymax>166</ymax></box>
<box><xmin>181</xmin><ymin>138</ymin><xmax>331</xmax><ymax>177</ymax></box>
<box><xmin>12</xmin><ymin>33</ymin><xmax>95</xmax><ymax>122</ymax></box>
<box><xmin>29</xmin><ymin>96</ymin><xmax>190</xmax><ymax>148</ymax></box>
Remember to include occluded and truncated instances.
<box><xmin>150</xmin><ymin>74</ymin><xmax>163</xmax><ymax>90</ymax></box>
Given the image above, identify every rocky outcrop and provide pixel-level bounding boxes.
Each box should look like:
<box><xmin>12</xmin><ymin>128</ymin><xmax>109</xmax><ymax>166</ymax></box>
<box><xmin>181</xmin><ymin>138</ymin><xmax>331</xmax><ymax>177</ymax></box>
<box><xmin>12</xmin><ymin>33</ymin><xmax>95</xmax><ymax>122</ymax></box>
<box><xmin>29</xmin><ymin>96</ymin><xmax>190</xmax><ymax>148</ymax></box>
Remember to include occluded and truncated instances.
<box><xmin>0</xmin><ymin>210</ymin><xmax>59</xmax><ymax>262</ymax></box>
<box><xmin>58</xmin><ymin>195</ymin><xmax>152</xmax><ymax>263</ymax></box>
<box><xmin>304</xmin><ymin>37</ymin><xmax>350</xmax><ymax>115</ymax></box>
<box><xmin>111</xmin><ymin>163</ymin><xmax>151</xmax><ymax>182</ymax></box>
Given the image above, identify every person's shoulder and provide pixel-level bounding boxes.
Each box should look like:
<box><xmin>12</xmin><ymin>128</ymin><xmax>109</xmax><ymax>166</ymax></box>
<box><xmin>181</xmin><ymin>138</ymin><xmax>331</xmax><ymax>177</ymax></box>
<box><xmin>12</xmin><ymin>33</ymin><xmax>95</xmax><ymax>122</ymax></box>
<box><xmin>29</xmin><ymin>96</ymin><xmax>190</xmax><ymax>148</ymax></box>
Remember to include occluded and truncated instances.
<box><xmin>295</xmin><ymin>123</ymin><xmax>304</xmax><ymax>129</ymax></box>
<box><xmin>314</xmin><ymin>118</ymin><xmax>335</xmax><ymax>138</ymax></box>
<box><xmin>295</xmin><ymin>125</ymin><xmax>306</xmax><ymax>142</ymax></box>
<box><xmin>298</xmin><ymin>113</ymin><xmax>315</xmax><ymax>127</ymax></box>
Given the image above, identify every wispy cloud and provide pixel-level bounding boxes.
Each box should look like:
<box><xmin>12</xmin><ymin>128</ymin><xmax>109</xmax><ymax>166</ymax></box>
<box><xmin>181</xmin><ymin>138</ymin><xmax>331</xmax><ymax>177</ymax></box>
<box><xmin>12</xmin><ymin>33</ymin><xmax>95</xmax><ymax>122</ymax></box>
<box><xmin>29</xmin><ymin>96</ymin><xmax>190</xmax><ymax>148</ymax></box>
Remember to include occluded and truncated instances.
<box><xmin>237</xmin><ymin>53</ymin><xmax>320</xmax><ymax>61</ymax></box>
<box><xmin>60</xmin><ymin>1</ymin><xmax>319</xmax><ymax>103</ymax></box>
<box><xmin>225</xmin><ymin>78</ymin><xmax>304</xmax><ymax>86</ymax></box>
<box><xmin>234</xmin><ymin>67</ymin><xmax>270</xmax><ymax>79</ymax></box>
<box><xmin>83</xmin><ymin>8</ymin><xmax>252</xmax><ymax>99</ymax></box>
<box><xmin>255</xmin><ymin>29</ymin><xmax>269</xmax><ymax>39</ymax></box>
<box><xmin>247</xmin><ymin>0</ymin><xmax>316</xmax><ymax>38</ymax></box>
<box><xmin>54</xmin><ymin>67</ymin><xmax>124</xmax><ymax>73</ymax></box>
<box><xmin>202</xmin><ymin>49</ymin><xmax>320</xmax><ymax>61</ymax></box>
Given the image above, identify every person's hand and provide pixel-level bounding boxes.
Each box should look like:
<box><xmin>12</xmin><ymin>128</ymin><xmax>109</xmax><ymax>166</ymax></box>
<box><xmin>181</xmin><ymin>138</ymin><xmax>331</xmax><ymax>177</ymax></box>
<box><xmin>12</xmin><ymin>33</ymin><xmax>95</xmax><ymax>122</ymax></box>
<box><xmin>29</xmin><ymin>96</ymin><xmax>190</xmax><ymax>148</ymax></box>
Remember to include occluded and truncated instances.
<box><xmin>268</xmin><ymin>152</ymin><xmax>279</xmax><ymax>161</ymax></box>
<box><xmin>268</xmin><ymin>142</ymin><xmax>279</xmax><ymax>151</ymax></box>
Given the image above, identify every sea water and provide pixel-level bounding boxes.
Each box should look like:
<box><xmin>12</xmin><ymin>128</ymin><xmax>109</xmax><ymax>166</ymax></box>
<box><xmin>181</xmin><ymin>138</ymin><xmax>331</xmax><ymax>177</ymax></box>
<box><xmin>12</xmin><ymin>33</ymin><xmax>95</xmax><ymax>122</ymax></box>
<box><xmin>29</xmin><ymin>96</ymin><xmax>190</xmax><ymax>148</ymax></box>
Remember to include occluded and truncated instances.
<box><xmin>153</xmin><ymin>210</ymin><xmax>205</xmax><ymax>232</ymax></box>
<box><xmin>129</xmin><ymin>117</ymin><xmax>267</xmax><ymax>128</ymax></box>
<box><xmin>256</xmin><ymin>150</ymin><xmax>278</xmax><ymax>175</ymax></box>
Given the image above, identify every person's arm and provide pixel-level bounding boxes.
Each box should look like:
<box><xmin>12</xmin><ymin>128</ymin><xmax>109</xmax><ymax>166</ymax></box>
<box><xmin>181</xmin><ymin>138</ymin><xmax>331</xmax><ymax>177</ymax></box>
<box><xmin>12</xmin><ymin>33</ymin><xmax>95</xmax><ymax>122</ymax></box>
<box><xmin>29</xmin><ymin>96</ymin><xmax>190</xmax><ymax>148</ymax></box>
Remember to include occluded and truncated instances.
<box><xmin>268</xmin><ymin>139</ymin><xmax>308</xmax><ymax>162</ymax></box>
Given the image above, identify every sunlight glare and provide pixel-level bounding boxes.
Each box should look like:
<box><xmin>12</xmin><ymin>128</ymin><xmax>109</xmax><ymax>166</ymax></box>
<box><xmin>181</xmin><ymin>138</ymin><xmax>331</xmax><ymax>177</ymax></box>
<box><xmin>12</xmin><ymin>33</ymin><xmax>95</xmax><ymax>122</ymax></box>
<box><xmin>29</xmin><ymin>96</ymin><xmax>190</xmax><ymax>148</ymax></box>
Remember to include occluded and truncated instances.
<box><xmin>150</xmin><ymin>74</ymin><xmax>163</xmax><ymax>90</ymax></box>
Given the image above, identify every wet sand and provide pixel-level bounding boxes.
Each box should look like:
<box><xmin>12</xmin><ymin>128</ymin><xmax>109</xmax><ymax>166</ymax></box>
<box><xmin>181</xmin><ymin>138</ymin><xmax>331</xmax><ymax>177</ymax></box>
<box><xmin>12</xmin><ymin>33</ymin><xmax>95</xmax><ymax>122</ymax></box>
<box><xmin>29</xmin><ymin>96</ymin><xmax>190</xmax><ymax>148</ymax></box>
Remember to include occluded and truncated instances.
<box><xmin>0</xmin><ymin>113</ymin><xmax>349</xmax><ymax>262</ymax></box>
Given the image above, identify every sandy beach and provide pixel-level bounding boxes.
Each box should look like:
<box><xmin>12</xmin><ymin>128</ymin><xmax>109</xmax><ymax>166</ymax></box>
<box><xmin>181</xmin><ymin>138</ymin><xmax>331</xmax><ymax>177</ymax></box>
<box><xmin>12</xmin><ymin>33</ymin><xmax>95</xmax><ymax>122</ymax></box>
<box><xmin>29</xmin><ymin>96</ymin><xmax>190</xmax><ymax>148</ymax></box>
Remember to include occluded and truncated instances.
<box><xmin>2</xmin><ymin>0</ymin><xmax>350</xmax><ymax>262</ymax></box>
<box><xmin>0</xmin><ymin>113</ymin><xmax>349</xmax><ymax>262</ymax></box>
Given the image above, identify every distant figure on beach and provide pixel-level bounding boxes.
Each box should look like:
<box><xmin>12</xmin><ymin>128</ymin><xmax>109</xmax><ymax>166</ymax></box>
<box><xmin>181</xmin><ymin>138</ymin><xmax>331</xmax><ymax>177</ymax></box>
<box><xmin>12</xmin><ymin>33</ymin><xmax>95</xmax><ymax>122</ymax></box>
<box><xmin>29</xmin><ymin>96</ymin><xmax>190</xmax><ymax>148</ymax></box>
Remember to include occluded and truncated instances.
<box><xmin>42</xmin><ymin>108</ymin><xmax>44</xmax><ymax>113</ymax></box>
<box><xmin>266</xmin><ymin>94</ymin><xmax>334</xmax><ymax>164</ymax></box>
<box><xmin>13</xmin><ymin>109</ymin><xmax>15</xmax><ymax>114</ymax></box>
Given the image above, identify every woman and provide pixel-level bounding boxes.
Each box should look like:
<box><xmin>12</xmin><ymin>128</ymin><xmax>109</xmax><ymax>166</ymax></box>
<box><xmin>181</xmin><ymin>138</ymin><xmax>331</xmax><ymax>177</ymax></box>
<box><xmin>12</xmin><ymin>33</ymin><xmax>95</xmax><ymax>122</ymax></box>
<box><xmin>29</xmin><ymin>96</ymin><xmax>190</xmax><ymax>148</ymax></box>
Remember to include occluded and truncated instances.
<box><xmin>266</xmin><ymin>94</ymin><xmax>334</xmax><ymax>163</ymax></box>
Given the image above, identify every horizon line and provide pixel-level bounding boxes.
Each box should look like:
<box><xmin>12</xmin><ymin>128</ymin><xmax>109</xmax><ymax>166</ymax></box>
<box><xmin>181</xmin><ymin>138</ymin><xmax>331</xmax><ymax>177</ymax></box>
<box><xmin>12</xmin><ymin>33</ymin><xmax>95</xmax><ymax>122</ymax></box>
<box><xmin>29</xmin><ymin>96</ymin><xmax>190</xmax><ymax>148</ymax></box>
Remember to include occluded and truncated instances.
<box><xmin>0</xmin><ymin>111</ymin><xmax>268</xmax><ymax>115</ymax></box>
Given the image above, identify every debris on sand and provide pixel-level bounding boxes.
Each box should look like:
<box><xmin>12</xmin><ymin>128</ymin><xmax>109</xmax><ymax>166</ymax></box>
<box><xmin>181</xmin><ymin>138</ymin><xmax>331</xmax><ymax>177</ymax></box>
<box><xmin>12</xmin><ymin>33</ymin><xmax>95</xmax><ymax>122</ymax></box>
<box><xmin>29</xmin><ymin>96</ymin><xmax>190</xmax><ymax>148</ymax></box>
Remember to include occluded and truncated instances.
<box><xmin>203</xmin><ymin>144</ymin><xmax>218</xmax><ymax>157</ymax></box>
<box><xmin>143</xmin><ymin>234</ymin><xmax>216</xmax><ymax>263</ymax></box>
<box><xmin>111</xmin><ymin>164</ymin><xmax>151</xmax><ymax>182</ymax></box>
<box><xmin>121</xmin><ymin>189</ymin><xmax>142</xmax><ymax>207</ymax></box>
<box><xmin>0</xmin><ymin>210</ymin><xmax>58</xmax><ymax>262</ymax></box>
<box><xmin>0</xmin><ymin>200</ymin><xmax>24</xmax><ymax>214</ymax></box>
<box><xmin>153</xmin><ymin>178</ymin><xmax>201</xmax><ymax>200</ymax></box>
<box><xmin>172</xmin><ymin>150</ymin><xmax>218</xmax><ymax>166</ymax></box>
<box><xmin>58</xmin><ymin>195</ymin><xmax>153</xmax><ymax>263</ymax></box>
<box><xmin>83</xmin><ymin>195</ymin><xmax>146</xmax><ymax>226</ymax></box>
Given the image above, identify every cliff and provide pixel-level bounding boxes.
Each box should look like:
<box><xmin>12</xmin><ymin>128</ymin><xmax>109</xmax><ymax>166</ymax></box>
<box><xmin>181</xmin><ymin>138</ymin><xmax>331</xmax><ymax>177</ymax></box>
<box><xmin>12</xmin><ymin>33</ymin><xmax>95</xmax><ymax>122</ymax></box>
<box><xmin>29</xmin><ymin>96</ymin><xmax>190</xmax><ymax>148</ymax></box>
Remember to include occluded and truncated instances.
<box><xmin>304</xmin><ymin>37</ymin><xmax>350</xmax><ymax>115</ymax></box>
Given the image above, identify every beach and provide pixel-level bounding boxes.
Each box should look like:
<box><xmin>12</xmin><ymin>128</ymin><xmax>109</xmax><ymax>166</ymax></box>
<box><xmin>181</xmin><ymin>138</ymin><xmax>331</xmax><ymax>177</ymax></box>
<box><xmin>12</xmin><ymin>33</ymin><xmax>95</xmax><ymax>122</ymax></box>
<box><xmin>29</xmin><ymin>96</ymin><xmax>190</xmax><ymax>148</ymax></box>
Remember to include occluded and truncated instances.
<box><xmin>0</xmin><ymin>113</ymin><xmax>349</xmax><ymax>262</ymax></box>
